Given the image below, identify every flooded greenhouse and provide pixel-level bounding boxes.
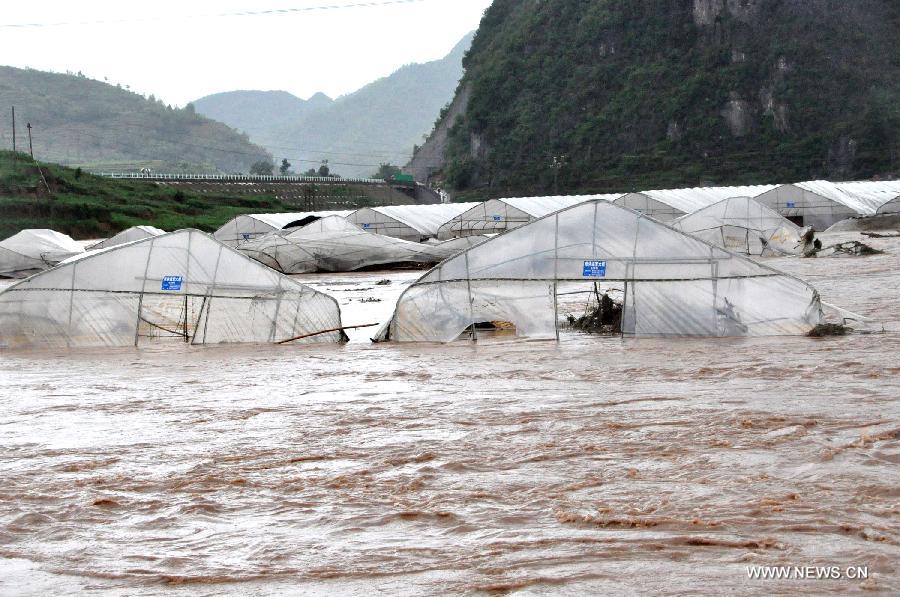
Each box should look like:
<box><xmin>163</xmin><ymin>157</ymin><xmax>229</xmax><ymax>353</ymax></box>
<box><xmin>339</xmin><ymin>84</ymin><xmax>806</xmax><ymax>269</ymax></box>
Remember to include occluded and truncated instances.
<box><xmin>238</xmin><ymin>216</ymin><xmax>468</xmax><ymax>273</ymax></box>
<box><xmin>0</xmin><ymin>229</ymin><xmax>85</xmax><ymax>278</ymax></box>
<box><xmin>670</xmin><ymin>196</ymin><xmax>814</xmax><ymax>256</ymax></box>
<box><xmin>376</xmin><ymin>200</ymin><xmax>826</xmax><ymax>343</ymax></box>
<box><xmin>0</xmin><ymin>229</ymin><xmax>344</xmax><ymax>349</ymax></box>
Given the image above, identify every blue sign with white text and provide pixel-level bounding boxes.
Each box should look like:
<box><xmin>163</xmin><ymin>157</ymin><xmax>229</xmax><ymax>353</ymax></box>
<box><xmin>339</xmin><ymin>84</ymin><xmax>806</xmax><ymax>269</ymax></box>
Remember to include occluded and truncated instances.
<box><xmin>582</xmin><ymin>260</ymin><xmax>607</xmax><ymax>278</ymax></box>
<box><xmin>161</xmin><ymin>276</ymin><xmax>183</xmax><ymax>291</ymax></box>
<box><xmin>492</xmin><ymin>215</ymin><xmax>502</xmax><ymax>222</ymax></box>
<box><xmin>786</xmin><ymin>201</ymin><xmax>796</xmax><ymax>208</ymax></box>
<box><xmin>362</xmin><ymin>223</ymin><xmax>371</xmax><ymax>229</ymax></box>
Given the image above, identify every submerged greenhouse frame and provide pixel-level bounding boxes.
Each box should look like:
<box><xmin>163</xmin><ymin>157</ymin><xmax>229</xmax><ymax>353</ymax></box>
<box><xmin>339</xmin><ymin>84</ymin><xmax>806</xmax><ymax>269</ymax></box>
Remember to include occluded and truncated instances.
<box><xmin>238</xmin><ymin>216</ymin><xmax>476</xmax><ymax>274</ymax></box>
<box><xmin>0</xmin><ymin>229</ymin><xmax>345</xmax><ymax>349</ymax></box>
<box><xmin>670</xmin><ymin>196</ymin><xmax>810</xmax><ymax>256</ymax></box>
<box><xmin>213</xmin><ymin>211</ymin><xmax>355</xmax><ymax>247</ymax></box>
<box><xmin>375</xmin><ymin>200</ymin><xmax>824</xmax><ymax>343</ymax></box>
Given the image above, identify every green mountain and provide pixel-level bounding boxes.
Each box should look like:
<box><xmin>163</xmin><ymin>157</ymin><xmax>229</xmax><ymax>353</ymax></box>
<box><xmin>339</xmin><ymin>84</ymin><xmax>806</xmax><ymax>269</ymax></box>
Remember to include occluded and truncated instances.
<box><xmin>193</xmin><ymin>33</ymin><xmax>474</xmax><ymax>177</ymax></box>
<box><xmin>0</xmin><ymin>66</ymin><xmax>272</xmax><ymax>173</ymax></box>
<box><xmin>192</xmin><ymin>90</ymin><xmax>334</xmax><ymax>154</ymax></box>
<box><xmin>411</xmin><ymin>0</ymin><xmax>899</xmax><ymax>196</ymax></box>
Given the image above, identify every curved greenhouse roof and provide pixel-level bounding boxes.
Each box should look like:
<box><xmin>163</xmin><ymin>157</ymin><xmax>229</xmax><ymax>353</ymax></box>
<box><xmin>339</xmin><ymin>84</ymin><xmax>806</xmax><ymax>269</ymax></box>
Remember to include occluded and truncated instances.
<box><xmin>436</xmin><ymin>195</ymin><xmax>621</xmax><ymax>239</ymax></box>
<box><xmin>671</xmin><ymin>196</ymin><xmax>808</xmax><ymax>256</ymax></box>
<box><xmin>88</xmin><ymin>226</ymin><xmax>166</xmax><ymax>250</ymax></box>
<box><xmin>0</xmin><ymin>229</ymin><xmax>84</xmax><ymax>278</ymax></box>
<box><xmin>376</xmin><ymin>200</ymin><xmax>824</xmax><ymax>343</ymax></box>
<box><xmin>615</xmin><ymin>185</ymin><xmax>778</xmax><ymax>220</ymax></box>
<box><xmin>214</xmin><ymin>211</ymin><xmax>354</xmax><ymax>246</ymax></box>
<box><xmin>754</xmin><ymin>181</ymin><xmax>899</xmax><ymax>229</ymax></box>
<box><xmin>346</xmin><ymin>203</ymin><xmax>480</xmax><ymax>241</ymax></box>
<box><xmin>0</xmin><ymin>229</ymin><xmax>345</xmax><ymax>349</ymax></box>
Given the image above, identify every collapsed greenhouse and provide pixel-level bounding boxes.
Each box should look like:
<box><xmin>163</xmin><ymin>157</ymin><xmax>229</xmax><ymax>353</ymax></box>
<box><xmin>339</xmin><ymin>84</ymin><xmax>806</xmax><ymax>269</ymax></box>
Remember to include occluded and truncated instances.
<box><xmin>435</xmin><ymin>195</ymin><xmax>621</xmax><ymax>239</ymax></box>
<box><xmin>0</xmin><ymin>229</ymin><xmax>345</xmax><ymax>349</ymax></box>
<box><xmin>613</xmin><ymin>185</ymin><xmax>778</xmax><ymax>221</ymax></box>
<box><xmin>346</xmin><ymin>203</ymin><xmax>479</xmax><ymax>241</ymax></box>
<box><xmin>0</xmin><ymin>229</ymin><xmax>85</xmax><ymax>278</ymax></box>
<box><xmin>88</xmin><ymin>225</ymin><xmax>166</xmax><ymax>250</ymax></box>
<box><xmin>375</xmin><ymin>200</ymin><xmax>825</xmax><ymax>343</ymax></box>
<box><xmin>670</xmin><ymin>196</ymin><xmax>812</xmax><ymax>256</ymax></box>
<box><xmin>213</xmin><ymin>211</ymin><xmax>355</xmax><ymax>247</ymax></box>
<box><xmin>238</xmin><ymin>216</ymin><xmax>481</xmax><ymax>274</ymax></box>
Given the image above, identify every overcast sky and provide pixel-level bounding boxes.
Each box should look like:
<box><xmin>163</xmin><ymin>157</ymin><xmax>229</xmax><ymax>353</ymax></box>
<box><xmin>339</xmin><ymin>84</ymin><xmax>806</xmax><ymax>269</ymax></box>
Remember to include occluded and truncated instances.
<box><xmin>0</xmin><ymin>0</ymin><xmax>493</xmax><ymax>106</ymax></box>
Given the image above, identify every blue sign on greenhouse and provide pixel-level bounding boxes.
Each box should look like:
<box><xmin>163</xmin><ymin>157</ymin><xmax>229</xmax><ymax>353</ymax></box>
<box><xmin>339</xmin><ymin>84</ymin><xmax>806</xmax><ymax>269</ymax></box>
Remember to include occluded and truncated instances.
<box><xmin>492</xmin><ymin>215</ymin><xmax>502</xmax><ymax>222</ymax></box>
<box><xmin>161</xmin><ymin>276</ymin><xmax>183</xmax><ymax>291</ymax></box>
<box><xmin>786</xmin><ymin>201</ymin><xmax>796</xmax><ymax>208</ymax></box>
<box><xmin>582</xmin><ymin>260</ymin><xmax>607</xmax><ymax>278</ymax></box>
<box><xmin>362</xmin><ymin>223</ymin><xmax>371</xmax><ymax>229</ymax></box>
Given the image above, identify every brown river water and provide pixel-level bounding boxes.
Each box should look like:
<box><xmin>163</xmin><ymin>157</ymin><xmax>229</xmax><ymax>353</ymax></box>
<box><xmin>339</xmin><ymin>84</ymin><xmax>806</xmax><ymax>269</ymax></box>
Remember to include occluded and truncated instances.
<box><xmin>0</xmin><ymin>231</ymin><xmax>898</xmax><ymax>595</ymax></box>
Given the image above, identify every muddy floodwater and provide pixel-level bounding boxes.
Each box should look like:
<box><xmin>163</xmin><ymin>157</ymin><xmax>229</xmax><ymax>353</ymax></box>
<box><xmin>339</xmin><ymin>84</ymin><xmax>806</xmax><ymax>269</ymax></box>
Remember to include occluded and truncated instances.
<box><xmin>0</xmin><ymin>232</ymin><xmax>898</xmax><ymax>595</ymax></box>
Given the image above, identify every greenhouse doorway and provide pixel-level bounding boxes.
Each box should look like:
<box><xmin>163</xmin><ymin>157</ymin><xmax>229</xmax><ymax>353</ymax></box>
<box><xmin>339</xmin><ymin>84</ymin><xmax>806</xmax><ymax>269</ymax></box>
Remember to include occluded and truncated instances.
<box><xmin>558</xmin><ymin>281</ymin><xmax>624</xmax><ymax>336</ymax></box>
<box><xmin>136</xmin><ymin>294</ymin><xmax>206</xmax><ymax>345</ymax></box>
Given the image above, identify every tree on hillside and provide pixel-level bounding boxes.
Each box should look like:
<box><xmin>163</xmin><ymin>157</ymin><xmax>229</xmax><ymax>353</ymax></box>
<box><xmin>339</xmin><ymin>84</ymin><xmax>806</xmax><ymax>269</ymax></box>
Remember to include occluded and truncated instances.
<box><xmin>303</xmin><ymin>168</ymin><xmax>318</xmax><ymax>176</ymax></box>
<box><xmin>317</xmin><ymin>161</ymin><xmax>330</xmax><ymax>177</ymax></box>
<box><xmin>280</xmin><ymin>158</ymin><xmax>292</xmax><ymax>175</ymax></box>
<box><xmin>374</xmin><ymin>163</ymin><xmax>401</xmax><ymax>180</ymax></box>
<box><xmin>250</xmin><ymin>160</ymin><xmax>274</xmax><ymax>175</ymax></box>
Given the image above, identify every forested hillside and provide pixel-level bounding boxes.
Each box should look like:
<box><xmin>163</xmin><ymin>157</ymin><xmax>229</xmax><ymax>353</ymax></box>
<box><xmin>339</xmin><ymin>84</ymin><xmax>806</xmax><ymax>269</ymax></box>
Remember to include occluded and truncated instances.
<box><xmin>0</xmin><ymin>66</ymin><xmax>272</xmax><ymax>173</ymax></box>
<box><xmin>419</xmin><ymin>0</ymin><xmax>899</xmax><ymax>196</ymax></box>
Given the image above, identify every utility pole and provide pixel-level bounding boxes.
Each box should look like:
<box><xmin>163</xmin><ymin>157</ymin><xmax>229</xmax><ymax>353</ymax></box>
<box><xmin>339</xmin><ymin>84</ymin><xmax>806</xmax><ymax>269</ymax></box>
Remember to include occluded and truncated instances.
<box><xmin>26</xmin><ymin>123</ymin><xmax>34</xmax><ymax>159</ymax></box>
<box><xmin>11</xmin><ymin>106</ymin><xmax>16</xmax><ymax>161</ymax></box>
<box><xmin>551</xmin><ymin>155</ymin><xmax>567</xmax><ymax>194</ymax></box>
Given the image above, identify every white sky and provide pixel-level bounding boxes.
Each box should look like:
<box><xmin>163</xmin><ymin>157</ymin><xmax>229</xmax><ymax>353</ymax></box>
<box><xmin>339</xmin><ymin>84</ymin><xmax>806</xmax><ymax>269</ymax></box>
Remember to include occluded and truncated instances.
<box><xmin>0</xmin><ymin>0</ymin><xmax>493</xmax><ymax>106</ymax></box>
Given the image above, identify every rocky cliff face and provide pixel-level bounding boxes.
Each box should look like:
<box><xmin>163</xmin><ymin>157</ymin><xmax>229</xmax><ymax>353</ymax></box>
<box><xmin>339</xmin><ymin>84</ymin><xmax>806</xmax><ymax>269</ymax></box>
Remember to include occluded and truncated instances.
<box><xmin>416</xmin><ymin>0</ymin><xmax>898</xmax><ymax>195</ymax></box>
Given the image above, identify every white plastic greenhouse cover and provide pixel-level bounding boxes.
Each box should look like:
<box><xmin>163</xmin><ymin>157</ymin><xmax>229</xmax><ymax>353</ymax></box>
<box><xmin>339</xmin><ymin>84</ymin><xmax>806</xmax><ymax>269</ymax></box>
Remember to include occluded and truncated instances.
<box><xmin>877</xmin><ymin>195</ymin><xmax>900</xmax><ymax>215</ymax></box>
<box><xmin>238</xmin><ymin>216</ymin><xmax>459</xmax><ymax>273</ymax></box>
<box><xmin>615</xmin><ymin>185</ymin><xmax>778</xmax><ymax>220</ymax></box>
<box><xmin>88</xmin><ymin>226</ymin><xmax>166</xmax><ymax>250</ymax></box>
<box><xmin>346</xmin><ymin>203</ymin><xmax>480</xmax><ymax>240</ymax></box>
<box><xmin>375</xmin><ymin>200</ymin><xmax>824</xmax><ymax>342</ymax></box>
<box><xmin>0</xmin><ymin>229</ymin><xmax>85</xmax><ymax>278</ymax></box>
<box><xmin>436</xmin><ymin>195</ymin><xmax>621</xmax><ymax>239</ymax></box>
<box><xmin>0</xmin><ymin>229</ymin><xmax>345</xmax><ymax>349</ymax></box>
<box><xmin>213</xmin><ymin>211</ymin><xmax>354</xmax><ymax>246</ymax></box>
<box><xmin>670</xmin><ymin>197</ymin><xmax>806</xmax><ymax>256</ymax></box>
<box><xmin>794</xmin><ymin>181</ymin><xmax>883</xmax><ymax>215</ymax></box>
<box><xmin>834</xmin><ymin>180</ymin><xmax>900</xmax><ymax>211</ymax></box>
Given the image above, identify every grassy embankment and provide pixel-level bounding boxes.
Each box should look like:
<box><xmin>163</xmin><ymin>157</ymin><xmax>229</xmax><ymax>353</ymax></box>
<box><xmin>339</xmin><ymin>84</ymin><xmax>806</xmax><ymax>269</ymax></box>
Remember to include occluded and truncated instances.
<box><xmin>1</xmin><ymin>151</ymin><xmax>303</xmax><ymax>239</ymax></box>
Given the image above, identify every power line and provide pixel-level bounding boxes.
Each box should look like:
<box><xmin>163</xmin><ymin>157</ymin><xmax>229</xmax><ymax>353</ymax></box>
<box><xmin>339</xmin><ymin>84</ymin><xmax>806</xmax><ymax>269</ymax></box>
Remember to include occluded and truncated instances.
<box><xmin>0</xmin><ymin>0</ymin><xmax>434</xmax><ymax>29</ymax></box>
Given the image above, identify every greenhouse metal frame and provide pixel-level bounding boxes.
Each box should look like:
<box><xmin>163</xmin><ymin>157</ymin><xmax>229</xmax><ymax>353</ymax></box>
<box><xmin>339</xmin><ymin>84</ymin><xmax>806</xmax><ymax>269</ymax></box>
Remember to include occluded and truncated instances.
<box><xmin>376</xmin><ymin>200</ymin><xmax>824</xmax><ymax>343</ymax></box>
<box><xmin>0</xmin><ymin>229</ymin><xmax>345</xmax><ymax>349</ymax></box>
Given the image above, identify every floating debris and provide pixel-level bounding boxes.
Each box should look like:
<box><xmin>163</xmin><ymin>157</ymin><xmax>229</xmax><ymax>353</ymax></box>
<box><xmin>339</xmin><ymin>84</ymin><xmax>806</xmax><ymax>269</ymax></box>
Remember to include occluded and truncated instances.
<box><xmin>375</xmin><ymin>279</ymin><xmax>392</xmax><ymax>286</ymax></box>
<box><xmin>807</xmin><ymin>323</ymin><xmax>849</xmax><ymax>337</ymax></box>
<box><xmin>861</xmin><ymin>231</ymin><xmax>900</xmax><ymax>239</ymax></box>
<box><xmin>566</xmin><ymin>291</ymin><xmax>623</xmax><ymax>335</ymax></box>
<box><xmin>817</xmin><ymin>241</ymin><xmax>883</xmax><ymax>257</ymax></box>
